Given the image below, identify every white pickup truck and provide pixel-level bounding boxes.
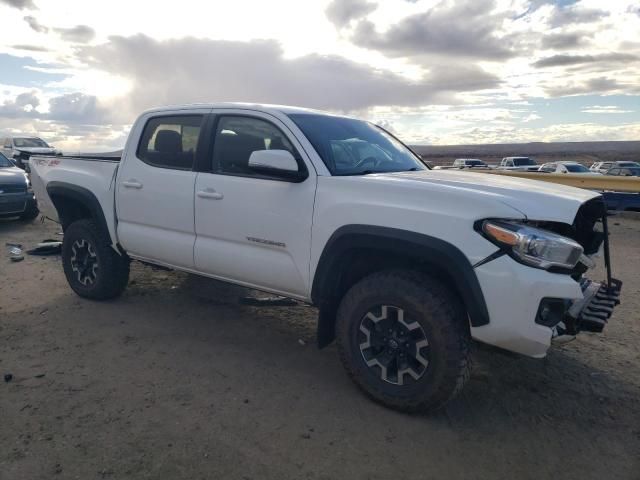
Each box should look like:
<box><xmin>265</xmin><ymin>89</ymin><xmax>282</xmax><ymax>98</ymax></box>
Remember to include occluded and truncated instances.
<box><xmin>30</xmin><ymin>103</ymin><xmax>622</xmax><ymax>412</ymax></box>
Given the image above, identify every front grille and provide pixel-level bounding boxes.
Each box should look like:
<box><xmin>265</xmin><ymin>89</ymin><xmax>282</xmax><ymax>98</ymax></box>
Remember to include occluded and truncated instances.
<box><xmin>0</xmin><ymin>183</ymin><xmax>27</xmax><ymax>194</ymax></box>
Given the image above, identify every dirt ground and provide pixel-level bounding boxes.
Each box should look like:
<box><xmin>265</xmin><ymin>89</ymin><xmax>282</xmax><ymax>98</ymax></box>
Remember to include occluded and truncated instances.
<box><xmin>1</xmin><ymin>216</ymin><xmax>639</xmax><ymax>480</ymax></box>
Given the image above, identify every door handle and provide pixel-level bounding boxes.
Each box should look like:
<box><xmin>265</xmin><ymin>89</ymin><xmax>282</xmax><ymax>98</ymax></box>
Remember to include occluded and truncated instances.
<box><xmin>197</xmin><ymin>189</ymin><xmax>224</xmax><ymax>200</ymax></box>
<box><xmin>122</xmin><ymin>180</ymin><xmax>143</xmax><ymax>189</ymax></box>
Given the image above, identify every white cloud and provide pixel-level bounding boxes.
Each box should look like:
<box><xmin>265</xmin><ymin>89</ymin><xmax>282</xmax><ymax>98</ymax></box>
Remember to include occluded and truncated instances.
<box><xmin>1</xmin><ymin>0</ymin><xmax>639</xmax><ymax>149</ymax></box>
<box><xmin>581</xmin><ymin>105</ymin><xmax>635</xmax><ymax>114</ymax></box>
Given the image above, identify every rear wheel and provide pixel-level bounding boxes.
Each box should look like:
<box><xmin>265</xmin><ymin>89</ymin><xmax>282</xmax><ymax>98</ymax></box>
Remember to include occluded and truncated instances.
<box><xmin>62</xmin><ymin>219</ymin><xmax>130</xmax><ymax>299</ymax></box>
<box><xmin>336</xmin><ymin>269</ymin><xmax>472</xmax><ymax>413</ymax></box>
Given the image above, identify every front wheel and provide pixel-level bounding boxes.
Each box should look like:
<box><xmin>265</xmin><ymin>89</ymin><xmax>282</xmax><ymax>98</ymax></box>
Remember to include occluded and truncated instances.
<box><xmin>62</xmin><ymin>219</ymin><xmax>130</xmax><ymax>300</ymax></box>
<box><xmin>336</xmin><ymin>269</ymin><xmax>472</xmax><ymax>413</ymax></box>
<box><xmin>19</xmin><ymin>201</ymin><xmax>39</xmax><ymax>221</ymax></box>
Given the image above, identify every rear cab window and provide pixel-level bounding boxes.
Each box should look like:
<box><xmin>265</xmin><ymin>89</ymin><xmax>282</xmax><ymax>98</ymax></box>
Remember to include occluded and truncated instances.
<box><xmin>137</xmin><ymin>115</ymin><xmax>204</xmax><ymax>170</ymax></box>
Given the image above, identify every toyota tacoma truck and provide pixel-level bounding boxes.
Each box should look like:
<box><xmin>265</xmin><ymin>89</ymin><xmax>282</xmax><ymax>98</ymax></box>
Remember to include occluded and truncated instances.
<box><xmin>30</xmin><ymin>103</ymin><xmax>622</xmax><ymax>412</ymax></box>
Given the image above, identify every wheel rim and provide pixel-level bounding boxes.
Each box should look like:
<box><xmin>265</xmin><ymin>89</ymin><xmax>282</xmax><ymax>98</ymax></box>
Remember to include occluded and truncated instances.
<box><xmin>358</xmin><ymin>305</ymin><xmax>429</xmax><ymax>385</ymax></box>
<box><xmin>70</xmin><ymin>239</ymin><xmax>98</xmax><ymax>286</ymax></box>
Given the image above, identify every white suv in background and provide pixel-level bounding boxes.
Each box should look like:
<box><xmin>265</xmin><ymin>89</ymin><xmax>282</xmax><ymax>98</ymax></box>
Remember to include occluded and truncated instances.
<box><xmin>539</xmin><ymin>162</ymin><xmax>599</xmax><ymax>174</ymax></box>
<box><xmin>452</xmin><ymin>158</ymin><xmax>489</xmax><ymax>169</ymax></box>
<box><xmin>590</xmin><ymin>161</ymin><xmax>640</xmax><ymax>174</ymax></box>
<box><xmin>1</xmin><ymin>136</ymin><xmax>57</xmax><ymax>171</ymax></box>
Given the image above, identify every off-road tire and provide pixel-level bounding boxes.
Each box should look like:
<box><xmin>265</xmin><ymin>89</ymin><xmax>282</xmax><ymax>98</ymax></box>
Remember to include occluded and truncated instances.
<box><xmin>336</xmin><ymin>269</ymin><xmax>472</xmax><ymax>413</ymax></box>
<box><xmin>62</xmin><ymin>219</ymin><xmax>130</xmax><ymax>300</ymax></box>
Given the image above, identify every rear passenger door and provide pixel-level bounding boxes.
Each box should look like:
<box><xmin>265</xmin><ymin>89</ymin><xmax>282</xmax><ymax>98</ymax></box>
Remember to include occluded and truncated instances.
<box><xmin>193</xmin><ymin>111</ymin><xmax>316</xmax><ymax>299</ymax></box>
<box><xmin>116</xmin><ymin>110</ymin><xmax>208</xmax><ymax>269</ymax></box>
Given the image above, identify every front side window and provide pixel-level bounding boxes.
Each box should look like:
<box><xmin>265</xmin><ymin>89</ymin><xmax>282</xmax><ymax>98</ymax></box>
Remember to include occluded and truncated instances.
<box><xmin>288</xmin><ymin>114</ymin><xmax>425</xmax><ymax>176</ymax></box>
<box><xmin>137</xmin><ymin>115</ymin><xmax>203</xmax><ymax>170</ymax></box>
<box><xmin>212</xmin><ymin>116</ymin><xmax>298</xmax><ymax>176</ymax></box>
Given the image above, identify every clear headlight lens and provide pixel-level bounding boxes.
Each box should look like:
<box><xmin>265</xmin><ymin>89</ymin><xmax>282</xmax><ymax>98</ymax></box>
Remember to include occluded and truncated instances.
<box><xmin>482</xmin><ymin>220</ymin><xmax>583</xmax><ymax>270</ymax></box>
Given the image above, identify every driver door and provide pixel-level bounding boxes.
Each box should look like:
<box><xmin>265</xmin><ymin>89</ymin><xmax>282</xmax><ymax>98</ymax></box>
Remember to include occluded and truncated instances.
<box><xmin>194</xmin><ymin>111</ymin><xmax>317</xmax><ymax>298</ymax></box>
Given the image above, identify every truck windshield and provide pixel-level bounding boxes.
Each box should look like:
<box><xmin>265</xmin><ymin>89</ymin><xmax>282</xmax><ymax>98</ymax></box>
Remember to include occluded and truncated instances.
<box><xmin>288</xmin><ymin>114</ymin><xmax>426</xmax><ymax>175</ymax></box>
<box><xmin>565</xmin><ymin>164</ymin><xmax>589</xmax><ymax>173</ymax></box>
<box><xmin>14</xmin><ymin>138</ymin><xmax>49</xmax><ymax>148</ymax></box>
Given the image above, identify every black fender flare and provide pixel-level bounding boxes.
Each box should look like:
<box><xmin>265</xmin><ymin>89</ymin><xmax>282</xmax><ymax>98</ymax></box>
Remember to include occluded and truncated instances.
<box><xmin>46</xmin><ymin>181</ymin><xmax>111</xmax><ymax>241</ymax></box>
<box><xmin>311</xmin><ymin>225</ymin><xmax>490</xmax><ymax>347</ymax></box>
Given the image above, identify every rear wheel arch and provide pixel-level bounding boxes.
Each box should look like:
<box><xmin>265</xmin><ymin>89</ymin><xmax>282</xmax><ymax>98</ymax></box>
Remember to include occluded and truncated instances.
<box><xmin>47</xmin><ymin>182</ymin><xmax>112</xmax><ymax>243</ymax></box>
<box><xmin>311</xmin><ymin>225</ymin><xmax>490</xmax><ymax>347</ymax></box>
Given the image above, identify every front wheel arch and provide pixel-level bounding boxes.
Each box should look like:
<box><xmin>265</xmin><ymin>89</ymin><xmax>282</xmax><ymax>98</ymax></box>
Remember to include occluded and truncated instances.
<box><xmin>311</xmin><ymin>225</ymin><xmax>490</xmax><ymax>347</ymax></box>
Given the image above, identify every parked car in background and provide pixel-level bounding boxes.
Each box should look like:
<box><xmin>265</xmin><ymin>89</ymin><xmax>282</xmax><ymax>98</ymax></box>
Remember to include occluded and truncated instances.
<box><xmin>30</xmin><ymin>102</ymin><xmax>622</xmax><ymax>412</ymax></box>
<box><xmin>452</xmin><ymin>158</ymin><xmax>489</xmax><ymax>169</ymax></box>
<box><xmin>590</xmin><ymin>161</ymin><xmax>640</xmax><ymax>174</ymax></box>
<box><xmin>538</xmin><ymin>161</ymin><xmax>599</xmax><ymax>174</ymax></box>
<box><xmin>497</xmin><ymin>156</ymin><xmax>539</xmax><ymax>171</ymax></box>
<box><xmin>0</xmin><ymin>152</ymin><xmax>39</xmax><ymax>220</ymax></box>
<box><xmin>605</xmin><ymin>167</ymin><xmax>640</xmax><ymax>177</ymax></box>
<box><xmin>1</xmin><ymin>136</ymin><xmax>57</xmax><ymax>171</ymax></box>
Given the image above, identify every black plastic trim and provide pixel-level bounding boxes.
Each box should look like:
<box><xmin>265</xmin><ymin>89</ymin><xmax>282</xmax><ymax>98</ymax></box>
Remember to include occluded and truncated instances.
<box><xmin>46</xmin><ymin>182</ymin><xmax>110</xmax><ymax>239</ymax></box>
<box><xmin>312</xmin><ymin>224</ymin><xmax>491</xmax><ymax>329</ymax></box>
<box><xmin>473</xmin><ymin>249</ymin><xmax>507</xmax><ymax>269</ymax></box>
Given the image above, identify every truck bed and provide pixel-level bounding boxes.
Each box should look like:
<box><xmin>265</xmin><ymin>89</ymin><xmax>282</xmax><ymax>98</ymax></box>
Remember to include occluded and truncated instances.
<box><xmin>29</xmin><ymin>152</ymin><xmax>121</xmax><ymax>245</ymax></box>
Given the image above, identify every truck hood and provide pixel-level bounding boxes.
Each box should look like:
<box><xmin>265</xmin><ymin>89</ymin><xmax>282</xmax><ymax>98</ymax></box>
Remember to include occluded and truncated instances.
<box><xmin>372</xmin><ymin>169</ymin><xmax>600</xmax><ymax>223</ymax></box>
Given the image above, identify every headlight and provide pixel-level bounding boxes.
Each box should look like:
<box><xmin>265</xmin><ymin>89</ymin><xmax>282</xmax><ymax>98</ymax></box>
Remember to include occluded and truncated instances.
<box><xmin>24</xmin><ymin>175</ymin><xmax>33</xmax><ymax>192</ymax></box>
<box><xmin>480</xmin><ymin>220</ymin><xmax>583</xmax><ymax>270</ymax></box>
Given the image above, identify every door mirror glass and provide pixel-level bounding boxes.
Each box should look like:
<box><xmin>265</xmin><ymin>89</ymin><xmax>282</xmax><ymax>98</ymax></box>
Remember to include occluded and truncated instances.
<box><xmin>248</xmin><ymin>149</ymin><xmax>300</xmax><ymax>178</ymax></box>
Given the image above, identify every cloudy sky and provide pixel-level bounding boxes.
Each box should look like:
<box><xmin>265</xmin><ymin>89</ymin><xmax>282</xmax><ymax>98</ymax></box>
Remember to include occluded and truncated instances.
<box><xmin>0</xmin><ymin>0</ymin><xmax>639</xmax><ymax>151</ymax></box>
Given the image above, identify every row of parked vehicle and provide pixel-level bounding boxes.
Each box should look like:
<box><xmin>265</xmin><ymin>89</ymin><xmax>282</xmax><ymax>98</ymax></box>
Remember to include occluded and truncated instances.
<box><xmin>448</xmin><ymin>157</ymin><xmax>640</xmax><ymax>176</ymax></box>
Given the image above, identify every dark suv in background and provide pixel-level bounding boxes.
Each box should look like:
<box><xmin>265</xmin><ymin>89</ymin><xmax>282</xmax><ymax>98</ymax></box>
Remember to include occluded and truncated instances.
<box><xmin>0</xmin><ymin>153</ymin><xmax>39</xmax><ymax>220</ymax></box>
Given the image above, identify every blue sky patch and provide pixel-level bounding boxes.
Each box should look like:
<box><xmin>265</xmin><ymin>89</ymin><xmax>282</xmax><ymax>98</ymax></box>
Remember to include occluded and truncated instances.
<box><xmin>0</xmin><ymin>54</ymin><xmax>69</xmax><ymax>88</ymax></box>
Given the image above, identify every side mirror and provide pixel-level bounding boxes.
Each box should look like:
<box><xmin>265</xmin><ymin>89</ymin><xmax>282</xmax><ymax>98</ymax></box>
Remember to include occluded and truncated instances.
<box><xmin>248</xmin><ymin>150</ymin><xmax>305</xmax><ymax>181</ymax></box>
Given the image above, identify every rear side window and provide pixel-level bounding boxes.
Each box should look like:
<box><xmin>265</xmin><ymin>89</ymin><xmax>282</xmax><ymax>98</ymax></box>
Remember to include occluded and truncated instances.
<box><xmin>137</xmin><ymin>115</ymin><xmax>203</xmax><ymax>170</ymax></box>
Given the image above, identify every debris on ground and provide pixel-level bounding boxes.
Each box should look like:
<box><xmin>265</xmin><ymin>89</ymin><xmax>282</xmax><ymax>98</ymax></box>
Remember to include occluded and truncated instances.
<box><xmin>4</xmin><ymin>373</ymin><xmax>13</xmax><ymax>383</ymax></box>
<box><xmin>26</xmin><ymin>239</ymin><xmax>62</xmax><ymax>256</ymax></box>
<box><xmin>8</xmin><ymin>246</ymin><xmax>24</xmax><ymax>262</ymax></box>
<box><xmin>7</xmin><ymin>242</ymin><xmax>24</xmax><ymax>261</ymax></box>
<box><xmin>239</xmin><ymin>296</ymin><xmax>298</xmax><ymax>307</ymax></box>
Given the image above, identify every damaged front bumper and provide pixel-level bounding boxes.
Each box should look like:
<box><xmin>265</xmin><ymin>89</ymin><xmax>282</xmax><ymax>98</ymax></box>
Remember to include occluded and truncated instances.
<box><xmin>553</xmin><ymin>277</ymin><xmax>623</xmax><ymax>339</ymax></box>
